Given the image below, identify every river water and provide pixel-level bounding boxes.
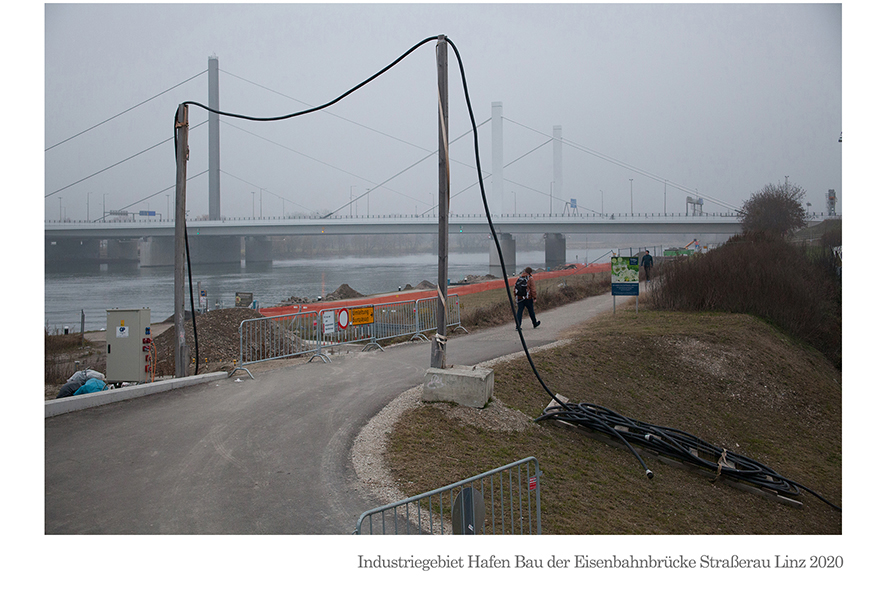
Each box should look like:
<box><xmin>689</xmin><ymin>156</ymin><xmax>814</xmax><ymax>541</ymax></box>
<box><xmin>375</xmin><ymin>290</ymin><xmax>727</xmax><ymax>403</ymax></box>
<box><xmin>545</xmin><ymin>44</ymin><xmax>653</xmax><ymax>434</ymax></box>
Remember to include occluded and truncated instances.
<box><xmin>44</xmin><ymin>247</ymin><xmax>616</xmax><ymax>332</ymax></box>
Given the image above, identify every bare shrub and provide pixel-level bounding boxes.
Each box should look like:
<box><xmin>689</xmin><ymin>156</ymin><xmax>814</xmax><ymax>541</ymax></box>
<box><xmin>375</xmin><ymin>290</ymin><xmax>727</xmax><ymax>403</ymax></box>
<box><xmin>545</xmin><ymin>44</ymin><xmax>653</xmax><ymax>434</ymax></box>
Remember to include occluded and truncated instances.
<box><xmin>648</xmin><ymin>235</ymin><xmax>841</xmax><ymax>368</ymax></box>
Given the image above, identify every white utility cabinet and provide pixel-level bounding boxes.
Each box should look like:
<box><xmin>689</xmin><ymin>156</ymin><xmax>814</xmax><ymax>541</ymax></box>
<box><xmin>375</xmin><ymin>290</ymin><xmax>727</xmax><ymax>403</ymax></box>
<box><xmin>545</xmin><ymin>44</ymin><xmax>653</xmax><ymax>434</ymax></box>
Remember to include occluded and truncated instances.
<box><xmin>106</xmin><ymin>308</ymin><xmax>152</xmax><ymax>383</ymax></box>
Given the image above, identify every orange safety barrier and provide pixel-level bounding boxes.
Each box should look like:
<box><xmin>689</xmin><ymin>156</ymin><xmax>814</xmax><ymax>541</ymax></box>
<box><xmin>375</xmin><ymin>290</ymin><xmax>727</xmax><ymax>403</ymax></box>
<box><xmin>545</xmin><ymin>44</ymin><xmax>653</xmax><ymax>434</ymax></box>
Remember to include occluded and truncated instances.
<box><xmin>259</xmin><ymin>262</ymin><xmax>610</xmax><ymax>318</ymax></box>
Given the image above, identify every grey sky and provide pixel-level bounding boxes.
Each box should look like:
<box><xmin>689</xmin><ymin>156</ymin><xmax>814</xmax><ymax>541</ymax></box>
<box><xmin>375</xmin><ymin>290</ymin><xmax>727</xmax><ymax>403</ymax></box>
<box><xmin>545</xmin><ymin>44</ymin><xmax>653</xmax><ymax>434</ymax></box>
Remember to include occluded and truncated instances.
<box><xmin>43</xmin><ymin>3</ymin><xmax>842</xmax><ymax>222</ymax></box>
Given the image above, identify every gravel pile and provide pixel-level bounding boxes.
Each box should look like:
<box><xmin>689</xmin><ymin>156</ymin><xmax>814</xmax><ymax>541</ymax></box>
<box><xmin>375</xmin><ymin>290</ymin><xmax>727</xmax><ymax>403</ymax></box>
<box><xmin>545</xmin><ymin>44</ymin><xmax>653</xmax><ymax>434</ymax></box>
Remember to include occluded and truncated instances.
<box><xmin>153</xmin><ymin>308</ymin><xmax>261</xmax><ymax>375</ymax></box>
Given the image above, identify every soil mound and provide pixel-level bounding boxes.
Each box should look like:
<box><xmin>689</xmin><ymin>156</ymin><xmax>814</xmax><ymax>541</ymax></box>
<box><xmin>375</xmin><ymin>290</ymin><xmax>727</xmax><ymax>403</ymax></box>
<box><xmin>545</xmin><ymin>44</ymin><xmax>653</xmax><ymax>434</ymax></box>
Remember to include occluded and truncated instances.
<box><xmin>323</xmin><ymin>283</ymin><xmax>364</xmax><ymax>301</ymax></box>
<box><xmin>152</xmin><ymin>307</ymin><xmax>261</xmax><ymax>375</ymax></box>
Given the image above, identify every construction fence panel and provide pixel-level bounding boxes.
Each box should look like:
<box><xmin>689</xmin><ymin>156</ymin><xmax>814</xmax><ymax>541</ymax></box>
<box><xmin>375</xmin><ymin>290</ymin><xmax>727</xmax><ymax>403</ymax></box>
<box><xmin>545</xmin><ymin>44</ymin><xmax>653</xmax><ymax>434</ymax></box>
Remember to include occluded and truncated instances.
<box><xmin>237</xmin><ymin>309</ymin><xmax>320</xmax><ymax>367</ymax></box>
<box><xmin>413</xmin><ymin>294</ymin><xmax>465</xmax><ymax>340</ymax></box>
<box><xmin>354</xmin><ymin>457</ymin><xmax>542</xmax><ymax>535</ymax></box>
<box><xmin>234</xmin><ymin>295</ymin><xmax>467</xmax><ymax>376</ymax></box>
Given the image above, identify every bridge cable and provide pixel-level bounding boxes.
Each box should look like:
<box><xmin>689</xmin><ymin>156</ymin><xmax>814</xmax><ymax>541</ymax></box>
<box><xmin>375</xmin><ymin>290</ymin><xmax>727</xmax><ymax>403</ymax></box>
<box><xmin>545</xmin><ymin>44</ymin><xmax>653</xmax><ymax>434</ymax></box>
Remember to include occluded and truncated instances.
<box><xmin>322</xmin><ymin>120</ymin><xmax>490</xmax><ymax>218</ymax></box>
<box><xmin>220</xmin><ymin>68</ymin><xmax>434</xmax><ymax>154</ymax></box>
<box><xmin>93</xmin><ymin>169</ymin><xmax>207</xmax><ymax>222</ymax></box>
<box><xmin>45</xmin><ymin>120</ymin><xmax>208</xmax><ymax>199</ymax></box>
<box><xmin>46</xmin><ymin>70</ymin><xmax>208</xmax><ymax>152</ymax></box>
<box><xmin>504</xmin><ymin>116</ymin><xmax>739</xmax><ymax>212</ymax></box>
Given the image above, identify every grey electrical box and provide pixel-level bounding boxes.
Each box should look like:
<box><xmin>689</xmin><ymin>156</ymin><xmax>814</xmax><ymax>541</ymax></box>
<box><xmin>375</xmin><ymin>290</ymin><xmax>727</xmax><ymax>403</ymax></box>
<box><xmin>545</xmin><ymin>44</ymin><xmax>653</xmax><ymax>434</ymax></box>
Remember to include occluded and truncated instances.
<box><xmin>106</xmin><ymin>308</ymin><xmax>152</xmax><ymax>383</ymax></box>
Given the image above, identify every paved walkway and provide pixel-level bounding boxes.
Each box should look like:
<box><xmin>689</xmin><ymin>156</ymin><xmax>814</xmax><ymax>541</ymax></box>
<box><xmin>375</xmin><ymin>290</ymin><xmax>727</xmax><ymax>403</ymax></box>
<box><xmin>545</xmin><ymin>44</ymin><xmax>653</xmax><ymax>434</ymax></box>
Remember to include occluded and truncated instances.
<box><xmin>45</xmin><ymin>291</ymin><xmax>622</xmax><ymax>534</ymax></box>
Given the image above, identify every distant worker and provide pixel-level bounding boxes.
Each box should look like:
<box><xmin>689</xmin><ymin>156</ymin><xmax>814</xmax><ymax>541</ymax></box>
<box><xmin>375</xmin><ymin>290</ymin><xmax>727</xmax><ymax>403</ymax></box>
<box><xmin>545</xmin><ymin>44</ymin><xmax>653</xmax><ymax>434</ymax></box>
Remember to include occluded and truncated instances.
<box><xmin>641</xmin><ymin>250</ymin><xmax>653</xmax><ymax>282</ymax></box>
<box><xmin>514</xmin><ymin>267</ymin><xmax>541</xmax><ymax>331</ymax></box>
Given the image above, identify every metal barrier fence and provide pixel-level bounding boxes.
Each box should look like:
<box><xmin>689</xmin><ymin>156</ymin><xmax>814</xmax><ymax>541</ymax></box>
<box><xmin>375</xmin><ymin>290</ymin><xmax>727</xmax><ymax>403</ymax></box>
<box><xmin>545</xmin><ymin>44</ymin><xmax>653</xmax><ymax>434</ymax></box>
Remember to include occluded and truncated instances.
<box><xmin>354</xmin><ymin>457</ymin><xmax>542</xmax><ymax>535</ymax></box>
<box><xmin>231</xmin><ymin>295</ymin><xmax>465</xmax><ymax>378</ymax></box>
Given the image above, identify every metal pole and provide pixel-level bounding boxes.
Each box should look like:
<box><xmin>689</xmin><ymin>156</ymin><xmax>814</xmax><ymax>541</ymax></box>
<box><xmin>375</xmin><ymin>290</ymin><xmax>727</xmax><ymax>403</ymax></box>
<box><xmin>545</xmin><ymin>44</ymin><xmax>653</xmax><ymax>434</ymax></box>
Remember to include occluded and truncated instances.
<box><xmin>629</xmin><ymin>178</ymin><xmax>633</xmax><ymax>215</ymax></box>
<box><xmin>208</xmin><ymin>55</ymin><xmax>221</xmax><ymax>220</ymax></box>
<box><xmin>431</xmin><ymin>35</ymin><xmax>449</xmax><ymax>370</ymax></box>
<box><xmin>174</xmin><ymin>103</ymin><xmax>190</xmax><ymax>377</ymax></box>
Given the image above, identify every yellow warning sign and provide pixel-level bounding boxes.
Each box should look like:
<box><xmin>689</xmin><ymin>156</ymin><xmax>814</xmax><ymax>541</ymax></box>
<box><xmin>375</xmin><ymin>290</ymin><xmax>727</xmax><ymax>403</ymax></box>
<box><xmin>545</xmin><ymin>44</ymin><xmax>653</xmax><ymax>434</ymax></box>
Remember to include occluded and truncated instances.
<box><xmin>351</xmin><ymin>307</ymin><xmax>374</xmax><ymax>326</ymax></box>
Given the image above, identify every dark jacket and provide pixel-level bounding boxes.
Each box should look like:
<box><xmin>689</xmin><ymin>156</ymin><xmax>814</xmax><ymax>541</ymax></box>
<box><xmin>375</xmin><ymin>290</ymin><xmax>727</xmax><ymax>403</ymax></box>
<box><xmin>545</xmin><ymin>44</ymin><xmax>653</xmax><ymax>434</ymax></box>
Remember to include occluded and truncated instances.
<box><xmin>517</xmin><ymin>272</ymin><xmax>538</xmax><ymax>301</ymax></box>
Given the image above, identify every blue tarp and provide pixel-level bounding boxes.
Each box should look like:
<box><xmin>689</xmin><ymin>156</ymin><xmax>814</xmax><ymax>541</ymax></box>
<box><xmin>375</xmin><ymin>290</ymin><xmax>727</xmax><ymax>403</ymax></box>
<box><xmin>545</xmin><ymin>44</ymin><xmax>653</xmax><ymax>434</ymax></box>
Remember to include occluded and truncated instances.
<box><xmin>73</xmin><ymin>378</ymin><xmax>106</xmax><ymax>396</ymax></box>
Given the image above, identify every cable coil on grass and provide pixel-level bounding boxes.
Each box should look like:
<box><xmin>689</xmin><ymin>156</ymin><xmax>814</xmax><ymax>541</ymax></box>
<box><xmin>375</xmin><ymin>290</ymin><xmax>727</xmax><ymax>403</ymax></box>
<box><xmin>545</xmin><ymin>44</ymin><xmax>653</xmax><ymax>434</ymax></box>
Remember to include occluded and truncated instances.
<box><xmin>535</xmin><ymin>401</ymin><xmax>841</xmax><ymax>512</ymax></box>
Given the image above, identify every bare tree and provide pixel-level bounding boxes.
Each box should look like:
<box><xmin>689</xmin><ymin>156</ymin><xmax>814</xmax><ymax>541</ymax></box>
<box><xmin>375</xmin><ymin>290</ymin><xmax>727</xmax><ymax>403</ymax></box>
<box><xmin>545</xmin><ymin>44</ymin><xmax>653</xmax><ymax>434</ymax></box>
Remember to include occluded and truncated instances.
<box><xmin>739</xmin><ymin>182</ymin><xmax>808</xmax><ymax>238</ymax></box>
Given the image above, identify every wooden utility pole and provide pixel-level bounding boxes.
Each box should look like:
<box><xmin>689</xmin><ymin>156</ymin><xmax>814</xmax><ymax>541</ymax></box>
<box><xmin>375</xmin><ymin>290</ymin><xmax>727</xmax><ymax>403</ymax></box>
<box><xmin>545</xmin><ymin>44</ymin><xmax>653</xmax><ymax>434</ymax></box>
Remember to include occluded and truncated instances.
<box><xmin>431</xmin><ymin>35</ymin><xmax>449</xmax><ymax>369</ymax></box>
<box><xmin>174</xmin><ymin>103</ymin><xmax>190</xmax><ymax>377</ymax></box>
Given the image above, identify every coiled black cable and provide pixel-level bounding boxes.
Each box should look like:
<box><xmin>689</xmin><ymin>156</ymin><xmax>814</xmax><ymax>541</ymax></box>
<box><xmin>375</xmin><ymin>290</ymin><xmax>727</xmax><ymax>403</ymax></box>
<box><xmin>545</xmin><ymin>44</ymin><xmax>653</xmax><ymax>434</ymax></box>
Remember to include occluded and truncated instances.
<box><xmin>536</xmin><ymin>402</ymin><xmax>841</xmax><ymax>512</ymax></box>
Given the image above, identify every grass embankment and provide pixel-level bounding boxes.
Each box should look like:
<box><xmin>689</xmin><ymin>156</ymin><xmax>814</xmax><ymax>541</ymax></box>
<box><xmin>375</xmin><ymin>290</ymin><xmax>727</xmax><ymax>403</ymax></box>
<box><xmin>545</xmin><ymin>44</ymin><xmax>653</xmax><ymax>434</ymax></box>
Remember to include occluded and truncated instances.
<box><xmin>385</xmin><ymin>236</ymin><xmax>842</xmax><ymax>534</ymax></box>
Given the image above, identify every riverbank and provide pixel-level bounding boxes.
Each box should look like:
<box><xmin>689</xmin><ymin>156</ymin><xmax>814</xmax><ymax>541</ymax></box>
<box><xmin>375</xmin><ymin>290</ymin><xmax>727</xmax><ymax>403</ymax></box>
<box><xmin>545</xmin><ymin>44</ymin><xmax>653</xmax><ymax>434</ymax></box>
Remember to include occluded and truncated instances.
<box><xmin>45</xmin><ymin>261</ymin><xmax>612</xmax><ymax>399</ymax></box>
<box><xmin>259</xmin><ymin>261</ymin><xmax>610</xmax><ymax>316</ymax></box>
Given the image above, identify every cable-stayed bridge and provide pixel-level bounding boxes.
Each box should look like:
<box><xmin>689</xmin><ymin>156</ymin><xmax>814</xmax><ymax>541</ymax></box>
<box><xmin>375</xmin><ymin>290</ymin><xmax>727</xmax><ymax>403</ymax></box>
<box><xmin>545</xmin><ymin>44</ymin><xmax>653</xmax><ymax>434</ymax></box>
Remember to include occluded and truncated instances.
<box><xmin>45</xmin><ymin>56</ymin><xmax>835</xmax><ymax>270</ymax></box>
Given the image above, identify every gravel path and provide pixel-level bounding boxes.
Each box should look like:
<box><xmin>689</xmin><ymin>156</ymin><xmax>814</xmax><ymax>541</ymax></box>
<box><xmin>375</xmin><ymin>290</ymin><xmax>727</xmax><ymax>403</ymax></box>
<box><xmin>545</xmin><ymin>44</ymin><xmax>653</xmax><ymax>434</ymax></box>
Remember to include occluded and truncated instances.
<box><xmin>350</xmin><ymin>339</ymin><xmax>572</xmax><ymax>508</ymax></box>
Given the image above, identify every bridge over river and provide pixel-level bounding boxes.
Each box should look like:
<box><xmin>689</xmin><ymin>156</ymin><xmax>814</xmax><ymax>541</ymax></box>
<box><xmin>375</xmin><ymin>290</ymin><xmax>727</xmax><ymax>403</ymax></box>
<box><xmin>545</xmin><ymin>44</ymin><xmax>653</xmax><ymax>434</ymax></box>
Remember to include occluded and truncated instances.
<box><xmin>45</xmin><ymin>211</ymin><xmax>829</xmax><ymax>270</ymax></box>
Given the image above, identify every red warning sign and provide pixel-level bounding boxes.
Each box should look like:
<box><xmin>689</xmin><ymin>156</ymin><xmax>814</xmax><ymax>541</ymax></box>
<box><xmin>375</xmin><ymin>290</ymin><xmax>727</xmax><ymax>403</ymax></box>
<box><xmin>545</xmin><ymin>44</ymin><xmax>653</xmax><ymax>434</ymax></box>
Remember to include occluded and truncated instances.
<box><xmin>337</xmin><ymin>308</ymin><xmax>350</xmax><ymax>330</ymax></box>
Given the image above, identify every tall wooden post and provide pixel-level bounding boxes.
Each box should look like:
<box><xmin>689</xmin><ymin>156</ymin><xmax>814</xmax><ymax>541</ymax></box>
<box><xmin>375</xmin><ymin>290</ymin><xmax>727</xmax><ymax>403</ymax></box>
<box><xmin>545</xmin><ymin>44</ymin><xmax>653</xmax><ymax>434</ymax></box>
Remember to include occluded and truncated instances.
<box><xmin>431</xmin><ymin>36</ymin><xmax>449</xmax><ymax>369</ymax></box>
<box><xmin>174</xmin><ymin>104</ymin><xmax>190</xmax><ymax>377</ymax></box>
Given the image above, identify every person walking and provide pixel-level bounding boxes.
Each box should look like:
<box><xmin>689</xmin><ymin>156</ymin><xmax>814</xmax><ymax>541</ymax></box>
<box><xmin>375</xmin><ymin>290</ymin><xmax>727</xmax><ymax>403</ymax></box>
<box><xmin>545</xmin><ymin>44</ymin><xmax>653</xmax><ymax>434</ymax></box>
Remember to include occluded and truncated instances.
<box><xmin>514</xmin><ymin>266</ymin><xmax>540</xmax><ymax>330</ymax></box>
<box><xmin>641</xmin><ymin>250</ymin><xmax>653</xmax><ymax>283</ymax></box>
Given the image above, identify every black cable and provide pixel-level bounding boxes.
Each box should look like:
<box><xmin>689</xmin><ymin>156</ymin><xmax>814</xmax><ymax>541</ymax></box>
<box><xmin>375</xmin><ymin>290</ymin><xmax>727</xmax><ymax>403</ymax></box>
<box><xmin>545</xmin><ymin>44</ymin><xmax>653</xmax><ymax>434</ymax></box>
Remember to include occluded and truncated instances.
<box><xmin>173</xmin><ymin>110</ymin><xmax>199</xmax><ymax>377</ymax></box>
<box><xmin>184</xmin><ymin>227</ymin><xmax>199</xmax><ymax>375</ymax></box>
<box><xmin>445</xmin><ymin>37</ymin><xmax>566</xmax><ymax>410</ymax></box>
<box><xmin>183</xmin><ymin>36</ymin><xmax>439</xmax><ymax>122</ymax></box>
<box><xmin>534</xmin><ymin>402</ymin><xmax>841</xmax><ymax>511</ymax></box>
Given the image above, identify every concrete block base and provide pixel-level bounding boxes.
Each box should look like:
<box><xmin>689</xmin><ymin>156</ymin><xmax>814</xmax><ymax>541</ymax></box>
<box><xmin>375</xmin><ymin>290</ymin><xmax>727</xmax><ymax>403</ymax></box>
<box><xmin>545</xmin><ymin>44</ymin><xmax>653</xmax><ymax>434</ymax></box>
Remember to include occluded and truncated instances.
<box><xmin>422</xmin><ymin>366</ymin><xmax>494</xmax><ymax>408</ymax></box>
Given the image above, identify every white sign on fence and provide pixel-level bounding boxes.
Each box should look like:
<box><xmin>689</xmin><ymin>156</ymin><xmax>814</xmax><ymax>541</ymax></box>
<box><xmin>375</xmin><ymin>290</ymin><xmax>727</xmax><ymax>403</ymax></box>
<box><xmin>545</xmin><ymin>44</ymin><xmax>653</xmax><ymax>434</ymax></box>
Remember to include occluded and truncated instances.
<box><xmin>322</xmin><ymin>310</ymin><xmax>336</xmax><ymax>335</ymax></box>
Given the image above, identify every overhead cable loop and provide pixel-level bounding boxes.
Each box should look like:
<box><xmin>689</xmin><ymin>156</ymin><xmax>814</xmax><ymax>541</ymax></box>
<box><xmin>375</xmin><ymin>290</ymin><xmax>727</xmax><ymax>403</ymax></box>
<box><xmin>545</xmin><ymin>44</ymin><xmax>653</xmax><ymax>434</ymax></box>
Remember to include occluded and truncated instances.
<box><xmin>183</xmin><ymin>36</ymin><xmax>440</xmax><ymax>122</ymax></box>
<box><xmin>220</xmin><ymin>67</ymin><xmax>434</xmax><ymax>154</ymax></box>
<box><xmin>46</xmin><ymin>69</ymin><xmax>208</xmax><ymax>152</ymax></box>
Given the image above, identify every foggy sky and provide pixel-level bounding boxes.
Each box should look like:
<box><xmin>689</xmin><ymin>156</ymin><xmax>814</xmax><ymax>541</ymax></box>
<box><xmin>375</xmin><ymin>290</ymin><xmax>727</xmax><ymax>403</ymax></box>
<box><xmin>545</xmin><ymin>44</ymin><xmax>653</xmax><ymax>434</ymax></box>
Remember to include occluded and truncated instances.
<box><xmin>43</xmin><ymin>3</ymin><xmax>843</xmax><ymax>222</ymax></box>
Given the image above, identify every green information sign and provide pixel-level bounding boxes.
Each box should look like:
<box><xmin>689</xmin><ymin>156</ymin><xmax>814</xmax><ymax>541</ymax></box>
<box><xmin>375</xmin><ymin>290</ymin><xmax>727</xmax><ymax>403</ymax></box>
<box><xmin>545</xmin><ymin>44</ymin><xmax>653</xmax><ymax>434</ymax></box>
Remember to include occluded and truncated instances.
<box><xmin>611</xmin><ymin>257</ymin><xmax>639</xmax><ymax>296</ymax></box>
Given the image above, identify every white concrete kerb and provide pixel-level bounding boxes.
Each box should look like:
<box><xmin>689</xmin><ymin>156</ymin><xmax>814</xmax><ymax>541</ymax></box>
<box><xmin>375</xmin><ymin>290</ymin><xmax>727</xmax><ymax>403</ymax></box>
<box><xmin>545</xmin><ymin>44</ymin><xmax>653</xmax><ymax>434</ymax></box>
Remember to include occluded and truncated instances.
<box><xmin>45</xmin><ymin>372</ymin><xmax>229</xmax><ymax>418</ymax></box>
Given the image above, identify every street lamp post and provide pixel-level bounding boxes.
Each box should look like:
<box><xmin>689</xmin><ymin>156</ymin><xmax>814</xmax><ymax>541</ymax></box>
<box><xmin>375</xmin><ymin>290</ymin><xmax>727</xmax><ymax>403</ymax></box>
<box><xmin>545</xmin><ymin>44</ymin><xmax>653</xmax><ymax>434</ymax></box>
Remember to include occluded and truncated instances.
<box><xmin>600</xmin><ymin>190</ymin><xmax>603</xmax><ymax>214</ymax></box>
<box><xmin>629</xmin><ymin>178</ymin><xmax>633</xmax><ymax>216</ymax></box>
<box><xmin>58</xmin><ymin>196</ymin><xmax>62</xmax><ymax>222</ymax></box>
